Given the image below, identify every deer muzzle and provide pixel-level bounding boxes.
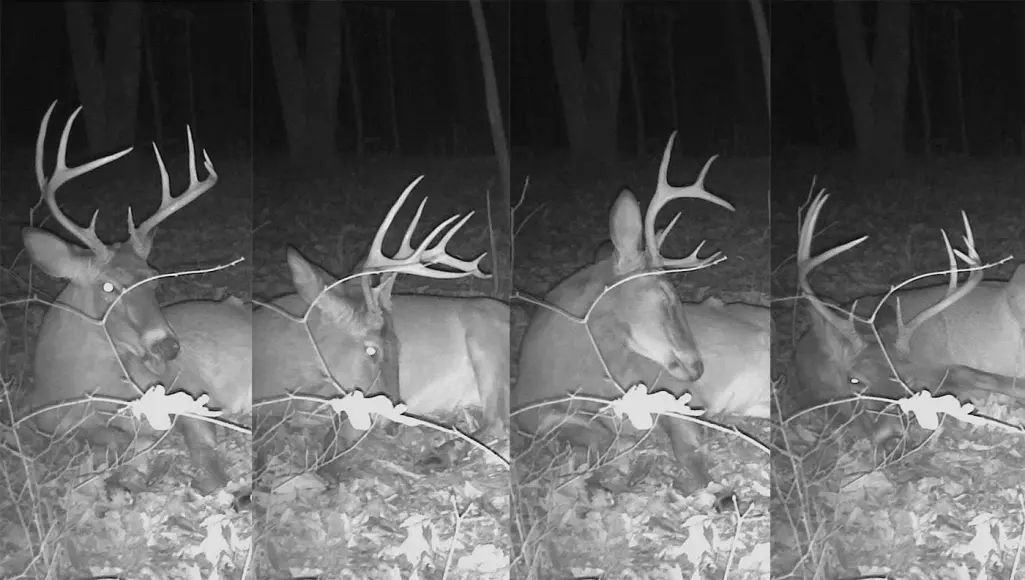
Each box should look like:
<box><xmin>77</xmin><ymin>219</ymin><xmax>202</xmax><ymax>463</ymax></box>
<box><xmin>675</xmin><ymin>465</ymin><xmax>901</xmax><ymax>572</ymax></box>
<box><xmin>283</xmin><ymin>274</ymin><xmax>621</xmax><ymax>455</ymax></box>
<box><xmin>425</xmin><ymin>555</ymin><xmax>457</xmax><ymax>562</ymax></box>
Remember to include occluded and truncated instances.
<box><xmin>668</xmin><ymin>356</ymin><xmax>704</xmax><ymax>382</ymax></box>
<box><xmin>150</xmin><ymin>333</ymin><xmax>181</xmax><ymax>361</ymax></box>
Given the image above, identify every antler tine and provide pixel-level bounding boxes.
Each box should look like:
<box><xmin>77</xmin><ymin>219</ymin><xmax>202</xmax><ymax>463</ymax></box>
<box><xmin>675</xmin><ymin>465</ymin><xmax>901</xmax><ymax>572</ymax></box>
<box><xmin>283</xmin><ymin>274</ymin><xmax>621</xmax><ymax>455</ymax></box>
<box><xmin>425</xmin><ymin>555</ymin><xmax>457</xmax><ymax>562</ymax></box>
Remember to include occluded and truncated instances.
<box><xmin>417</xmin><ymin>211</ymin><xmax>490</xmax><ymax>278</ymax></box>
<box><xmin>893</xmin><ymin>211</ymin><xmax>983</xmax><ymax>354</ymax></box>
<box><xmin>36</xmin><ymin>101</ymin><xmax>133</xmax><ymax>259</ymax></box>
<box><xmin>797</xmin><ymin>190</ymin><xmax>868</xmax><ymax>346</ymax></box>
<box><xmin>363</xmin><ymin>176</ymin><xmax>490</xmax><ymax>280</ymax></box>
<box><xmin>128</xmin><ymin>125</ymin><xmax>218</xmax><ymax>252</ymax></box>
<box><xmin>645</xmin><ymin>131</ymin><xmax>736</xmax><ymax>269</ymax></box>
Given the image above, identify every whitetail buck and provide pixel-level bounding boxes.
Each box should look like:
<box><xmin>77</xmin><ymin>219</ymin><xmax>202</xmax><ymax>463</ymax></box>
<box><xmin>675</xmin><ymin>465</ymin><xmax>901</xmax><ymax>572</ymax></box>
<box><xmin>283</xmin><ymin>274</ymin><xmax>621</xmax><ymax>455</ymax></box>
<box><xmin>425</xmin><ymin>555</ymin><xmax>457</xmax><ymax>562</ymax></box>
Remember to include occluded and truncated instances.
<box><xmin>24</xmin><ymin>102</ymin><xmax>251</xmax><ymax>493</ymax></box>
<box><xmin>513</xmin><ymin>133</ymin><xmax>770</xmax><ymax>501</ymax></box>
<box><xmin>794</xmin><ymin>191</ymin><xmax>1025</xmax><ymax>441</ymax></box>
<box><xmin>253</xmin><ymin>178</ymin><xmax>507</xmax><ymax>482</ymax></box>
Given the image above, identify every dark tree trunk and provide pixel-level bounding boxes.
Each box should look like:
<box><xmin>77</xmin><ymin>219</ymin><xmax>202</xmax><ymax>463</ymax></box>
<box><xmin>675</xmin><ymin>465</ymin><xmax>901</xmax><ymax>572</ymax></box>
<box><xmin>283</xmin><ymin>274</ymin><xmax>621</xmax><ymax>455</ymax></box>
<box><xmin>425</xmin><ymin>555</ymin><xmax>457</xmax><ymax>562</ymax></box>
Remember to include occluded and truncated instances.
<box><xmin>264</xmin><ymin>0</ymin><xmax>342</xmax><ymax>166</ymax></box>
<box><xmin>546</xmin><ymin>0</ymin><xmax>623</xmax><ymax>166</ymax></box>
<box><xmin>834</xmin><ymin>0</ymin><xmax>911</xmax><ymax>171</ymax></box>
<box><xmin>65</xmin><ymin>1</ymin><xmax>143</xmax><ymax>154</ymax></box>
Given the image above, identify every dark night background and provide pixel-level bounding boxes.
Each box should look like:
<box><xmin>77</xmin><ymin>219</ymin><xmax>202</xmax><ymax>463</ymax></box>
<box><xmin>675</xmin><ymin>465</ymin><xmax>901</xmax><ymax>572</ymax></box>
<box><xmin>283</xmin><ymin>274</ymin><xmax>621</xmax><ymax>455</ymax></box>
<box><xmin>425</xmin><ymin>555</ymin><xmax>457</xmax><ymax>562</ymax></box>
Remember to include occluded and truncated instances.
<box><xmin>0</xmin><ymin>1</ymin><xmax>766</xmax><ymax>165</ymax></box>
<box><xmin>774</xmin><ymin>2</ymin><xmax>1021</xmax><ymax>155</ymax></box>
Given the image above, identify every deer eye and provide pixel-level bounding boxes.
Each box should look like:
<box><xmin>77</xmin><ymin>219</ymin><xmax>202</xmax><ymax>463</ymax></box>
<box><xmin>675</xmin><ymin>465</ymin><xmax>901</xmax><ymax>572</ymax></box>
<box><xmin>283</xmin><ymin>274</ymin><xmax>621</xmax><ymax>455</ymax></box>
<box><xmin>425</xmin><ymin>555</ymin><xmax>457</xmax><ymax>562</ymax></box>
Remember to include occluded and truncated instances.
<box><xmin>847</xmin><ymin>375</ymin><xmax>862</xmax><ymax>386</ymax></box>
<box><xmin>365</xmin><ymin>344</ymin><xmax>379</xmax><ymax>358</ymax></box>
<box><xmin>101</xmin><ymin>281</ymin><xmax>117</xmax><ymax>294</ymax></box>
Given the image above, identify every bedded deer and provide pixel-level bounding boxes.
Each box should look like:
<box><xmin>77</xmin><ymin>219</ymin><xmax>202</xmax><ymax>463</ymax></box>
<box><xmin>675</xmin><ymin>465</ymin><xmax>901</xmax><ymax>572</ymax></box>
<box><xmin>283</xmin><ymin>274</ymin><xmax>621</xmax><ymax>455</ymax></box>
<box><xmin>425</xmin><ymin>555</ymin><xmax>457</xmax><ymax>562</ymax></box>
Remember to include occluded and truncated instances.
<box><xmin>23</xmin><ymin>102</ymin><xmax>251</xmax><ymax>493</ymax></box>
<box><xmin>794</xmin><ymin>191</ymin><xmax>1025</xmax><ymax>441</ymax></box>
<box><xmin>512</xmin><ymin>133</ymin><xmax>770</xmax><ymax>501</ymax></box>
<box><xmin>253</xmin><ymin>178</ymin><xmax>508</xmax><ymax>482</ymax></box>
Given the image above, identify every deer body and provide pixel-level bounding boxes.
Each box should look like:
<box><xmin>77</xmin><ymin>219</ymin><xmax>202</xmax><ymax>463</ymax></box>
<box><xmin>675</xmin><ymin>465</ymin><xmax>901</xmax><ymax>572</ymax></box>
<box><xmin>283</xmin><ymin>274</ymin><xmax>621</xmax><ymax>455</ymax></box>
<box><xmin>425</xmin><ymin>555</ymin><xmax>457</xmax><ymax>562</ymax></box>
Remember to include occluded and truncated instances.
<box><xmin>389</xmin><ymin>294</ymin><xmax>508</xmax><ymax>431</ymax></box>
<box><xmin>22</xmin><ymin>102</ymin><xmax>246</xmax><ymax>493</ymax></box>
<box><xmin>513</xmin><ymin>133</ymin><xmax>755</xmax><ymax>499</ymax></box>
<box><xmin>163</xmin><ymin>299</ymin><xmax>252</xmax><ymax>419</ymax></box>
<box><xmin>793</xmin><ymin>192</ymin><xmax>1025</xmax><ymax>442</ymax></box>
<box><xmin>679</xmin><ymin>299</ymin><xmax>771</xmax><ymax>420</ymax></box>
<box><xmin>850</xmin><ymin>273</ymin><xmax>1025</xmax><ymax>377</ymax></box>
<box><xmin>515</xmin><ymin>258</ymin><xmax>769</xmax><ymax>491</ymax></box>
<box><xmin>253</xmin><ymin>178</ymin><xmax>498</xmax><ymax>481</ymax></box>
<box><xmin>160</xmin><ymin>299</ymin><xmax>252</xmax><ymax>489</ymax></box>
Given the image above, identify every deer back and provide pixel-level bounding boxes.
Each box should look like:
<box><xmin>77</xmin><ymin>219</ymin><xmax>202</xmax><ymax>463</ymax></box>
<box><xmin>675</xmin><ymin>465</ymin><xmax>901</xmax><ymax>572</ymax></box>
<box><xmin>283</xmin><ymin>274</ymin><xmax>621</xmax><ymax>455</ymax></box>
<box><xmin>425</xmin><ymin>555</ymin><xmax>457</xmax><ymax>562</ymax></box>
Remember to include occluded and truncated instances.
<box><xmin>852</xmin><ymin>274</ymin><xmax>1025</xmax><ymax>377</ymax></box>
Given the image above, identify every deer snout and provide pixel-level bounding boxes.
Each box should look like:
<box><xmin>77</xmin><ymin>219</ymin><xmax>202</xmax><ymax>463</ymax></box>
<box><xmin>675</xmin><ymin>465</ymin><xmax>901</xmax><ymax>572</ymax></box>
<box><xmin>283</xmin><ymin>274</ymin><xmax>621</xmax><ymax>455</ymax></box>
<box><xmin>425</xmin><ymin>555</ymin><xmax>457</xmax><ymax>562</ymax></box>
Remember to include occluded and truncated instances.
<box><xmin>150</xmin><ymin>334</ymin><xmax>181</xmax><ymax>361</ymax></box>
<box><xmin>668</xmin><ymin>356</ymin><xmax>704</xmax><ymax>381</ymax></box>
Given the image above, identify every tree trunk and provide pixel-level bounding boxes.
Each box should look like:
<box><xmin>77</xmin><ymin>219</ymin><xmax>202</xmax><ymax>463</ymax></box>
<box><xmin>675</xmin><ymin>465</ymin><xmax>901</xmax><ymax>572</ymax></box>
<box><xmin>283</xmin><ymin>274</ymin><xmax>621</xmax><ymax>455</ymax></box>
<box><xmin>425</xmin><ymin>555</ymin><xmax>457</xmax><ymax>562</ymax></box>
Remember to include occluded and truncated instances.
<box><xmin>386</xmin><ymin>10</ymin><xmax>400</xmax><ymax>153</ymax></box>
<box><xmin>469</xmin><ymin>0</ymin><xmax>511</xmax><ymax>302</ymax></box>
<box><xmin>911</xmin><ymin>6</ymin><xmax>931</xmax><ymax>157</ymax></box>
<box><xmin>834</xmin><ymin>0</ymin><xmax>910</xmax><ymax>171</ymax></box>
<box><xmin>65</xmin><ymin>1</ymin><xmax>143</xmax><ymax>154</ymax></box>
<box><xmin>1016</xmin><ymin>4</ymin><xmax>1025</xmax><ymax>155</ymax></box>
<box><xmin>342</xmin><ymin>5</ymin><xmax>364</xmax><ymax>158</ymax></box>
<box><xmin>142</xmin><ymin>6</ymin><xmax>162</xmax><ymax>144</ymax></box>
<box><xmin>264</xmin><ymin>1</ymin><xmax>342</xmax><ymax>166</ymax></box>
<box><xmin>625</xmin><ymin>9</ymin><xmax>644</xmax><ymax>158</ymax></box>
<box><xmin>661</xmin><ymin>11</ymin><xmax>679</xmax><ymax>137</ymax></box>
<box><xmin>546</xmin><ymin>0</ymin><xmax>623</xmax><ymax>166</ymax></box>
<box><xmin>748</xmin><ymin>0</ymin><xmax>770</xmax><ymax>115</ymax></box>
<box><xmin>448</xmin><ymin>2</ymin><xmax>472</xmax><ymax>155</ymax></box>
<box><xmin>951</xmin><ymin>8</ymin><xmax>968</xmax><ymax>156</ymax></box>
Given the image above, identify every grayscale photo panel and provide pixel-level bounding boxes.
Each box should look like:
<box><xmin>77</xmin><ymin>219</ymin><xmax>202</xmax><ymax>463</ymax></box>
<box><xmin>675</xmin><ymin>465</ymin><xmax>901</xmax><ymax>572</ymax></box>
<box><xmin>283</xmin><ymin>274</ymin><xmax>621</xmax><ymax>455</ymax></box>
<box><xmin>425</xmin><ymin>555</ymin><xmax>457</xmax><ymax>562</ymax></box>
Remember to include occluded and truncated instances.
<box><xmin>11</xmin><ymin>1</ymin><xmax>1020</xmax><ymax>579</ymax></box>
<box><xmin>510</xmin><ymin>1</ymin><xmax>771</xmax><ymax>578</ymax></box>
<box><xmin>250</xmin><ymin>1</ymin><xmax>511</xmax><ymax>578</ymax></box>
<box><xmin>0</xmin><ymin>1</ymin><xmax>254</xmax><ymax>577</ymax></box>
<box><xmin>771</xmin><ymin>2</ymin><xmax>1025</xmax><ymax>578</ymax></box>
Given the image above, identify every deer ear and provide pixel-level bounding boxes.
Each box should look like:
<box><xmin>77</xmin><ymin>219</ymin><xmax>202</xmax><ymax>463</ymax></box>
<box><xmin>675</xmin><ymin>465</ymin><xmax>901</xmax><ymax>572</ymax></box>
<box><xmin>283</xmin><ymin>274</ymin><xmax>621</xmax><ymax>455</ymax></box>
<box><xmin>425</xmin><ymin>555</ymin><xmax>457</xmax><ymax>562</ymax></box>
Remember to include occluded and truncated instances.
<box><xmin>286</xmin><ymin>247</ymin><xmax>328</xmax><ymax>306</ymax></box>
<box><xmin>22</xmin><ymin>227</ymin><xmax>94</xmax><ymax>282</ymax></box>
<box><xmin>609</xmin><ymin>190</ymin><xmax>645</xmax><ymax>275</ymax></box>
<box><xmin>373</xmin><ymin>273</ymin><xmax>397</xmax><ymax>311</ymax></box>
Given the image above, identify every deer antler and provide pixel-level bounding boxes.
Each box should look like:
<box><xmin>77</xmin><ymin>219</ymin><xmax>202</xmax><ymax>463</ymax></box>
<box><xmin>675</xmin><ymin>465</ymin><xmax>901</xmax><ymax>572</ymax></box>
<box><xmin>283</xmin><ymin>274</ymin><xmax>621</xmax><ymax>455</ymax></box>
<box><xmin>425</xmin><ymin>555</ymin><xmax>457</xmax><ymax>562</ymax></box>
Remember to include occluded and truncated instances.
<box><xmin>128</xmin><ymin>125</ymin><xmax>218</xmax><ymax>258</ymax></box>
<box><xmin>36</xmin><ymin>101</ymin><xmax>134</xmax><ymax>260</ymax></box>
<box><xmin>362</xmin><ymin>175</ymin><xmax>490</xmax><ymax>280</ymax></box>
<box><xmin>893</xmin><ymin>211</ymin><xmax>983</xmax><ymax>354</ymax></box>
<box><xmin>644</xmin><ymin>131</ymin><xmax>736</xmax><ymax>269</ymax></box>
<box><xmin>796</xmin><ymin>190</ymin><xmax>869</xmax><ymax>348</ymax></box>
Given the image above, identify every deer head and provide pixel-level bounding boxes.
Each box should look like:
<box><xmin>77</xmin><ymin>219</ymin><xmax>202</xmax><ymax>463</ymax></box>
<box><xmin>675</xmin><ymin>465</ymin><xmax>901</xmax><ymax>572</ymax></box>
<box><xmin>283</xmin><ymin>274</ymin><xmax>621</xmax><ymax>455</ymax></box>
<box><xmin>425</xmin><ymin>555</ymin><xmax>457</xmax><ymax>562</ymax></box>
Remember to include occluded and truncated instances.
<box><xmin>25</xmin><ymin>101</ymin><xmax>217</xmax><ymax>380</ymax></box>
<box><xmin>794</xmin><ymin>190</ymin><xmax>983</xmax><ymax>437</ymax></box>
<box><xmin>590</xmin><ymin>132</ymin><xmax>735</xmax><ymax>382</ymax></box>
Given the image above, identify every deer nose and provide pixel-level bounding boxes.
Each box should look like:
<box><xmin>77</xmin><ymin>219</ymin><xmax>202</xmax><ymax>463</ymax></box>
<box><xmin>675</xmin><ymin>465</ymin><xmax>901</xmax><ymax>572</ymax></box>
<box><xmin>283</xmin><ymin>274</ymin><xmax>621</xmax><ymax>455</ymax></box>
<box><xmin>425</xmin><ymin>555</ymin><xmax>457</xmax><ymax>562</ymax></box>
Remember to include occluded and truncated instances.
<box><xmin>668</xmin><ymin>357</ymin><xmax>704</xmax><ymax>381</ymax></box>
<box><xmin>152</xmin><ymin>336</ymin><xmax>181</xmax><ymax>361</ymax></box>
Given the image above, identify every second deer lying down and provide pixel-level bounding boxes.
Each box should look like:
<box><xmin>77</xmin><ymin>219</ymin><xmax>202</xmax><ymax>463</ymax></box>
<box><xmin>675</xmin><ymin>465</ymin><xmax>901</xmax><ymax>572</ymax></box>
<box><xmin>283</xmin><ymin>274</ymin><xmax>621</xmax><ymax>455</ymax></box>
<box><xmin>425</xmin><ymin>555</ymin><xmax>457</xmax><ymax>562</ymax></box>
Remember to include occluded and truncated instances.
<box><xmin>253</xmin><ymin>178</ymin><xmax>508</xmax><ymax>483</ymax></box>
<box><xmin>794</xmin><ymin>191</ymin><xmax>1025</xmax><ymax>441</ymax></box>
<box><xmin>24</xmin><ymin>102</ymin><xmax>251</xmax><ymax>494</ymax></box>
<box><xmin>512</xmin><ymin>133</ymin><xmax>770</xmax><ymax>504</ymax></box>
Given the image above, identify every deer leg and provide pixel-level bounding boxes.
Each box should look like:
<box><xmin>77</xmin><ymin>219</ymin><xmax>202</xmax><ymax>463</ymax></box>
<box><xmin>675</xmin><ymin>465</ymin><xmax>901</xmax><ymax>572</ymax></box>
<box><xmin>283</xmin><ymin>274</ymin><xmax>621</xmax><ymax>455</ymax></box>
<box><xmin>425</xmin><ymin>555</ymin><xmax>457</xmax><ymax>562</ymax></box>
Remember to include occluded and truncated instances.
<box><xmin>316</xmin><ymin>415</ymin><xmax>361</xmax><ymax>484</ymax></box>
<box><xmin>180</xmin><ymin>417</ymin><xmax>230</xmax><ymax>494</ymax></box>
<box><xmin>662</xmin><ymin>416</ymin><xmax>737</xmax><ymax>510</ymax></box>
<box><xmin>661</xmin><ymin>416</ymin><xmax>712</xmax><ymax>492</ymax></box>
<box><xmin>424</xmin><ymin>332</ymin><xmax>509</xmax><ymax>469</ymax></box>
